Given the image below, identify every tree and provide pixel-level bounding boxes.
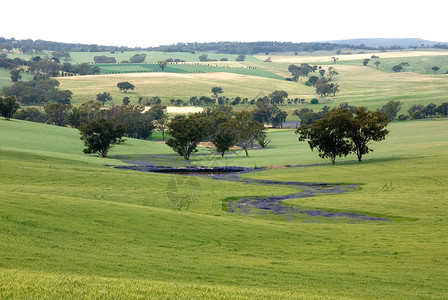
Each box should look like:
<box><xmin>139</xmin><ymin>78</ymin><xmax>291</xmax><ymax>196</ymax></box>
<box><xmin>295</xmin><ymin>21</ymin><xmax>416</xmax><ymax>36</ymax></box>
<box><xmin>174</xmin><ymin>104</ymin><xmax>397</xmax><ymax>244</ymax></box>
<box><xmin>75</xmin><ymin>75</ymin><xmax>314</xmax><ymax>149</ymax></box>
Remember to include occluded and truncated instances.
<box><xmin>374</xmin><ymin>61</ymin><xmax>381</xmax><ymax>69</ymax></box>
<box><xmin>308</xmin><ymin>75</ymin><xmax>319</xmax><ymax>86</ymax></box>
<box><xmin>117</xmin><ymin>82</ymin><xmax>135</xmax><ymax>93</ymax></box>
<box><xmin>220</xmin><ymin>111</ymin><xmax>265</xmax><ymax>157</ymax></box>
<box><xmin>166</xmin><ymin>114</ymin><xmax>209</xmax><ymax>160</ymax></box>
<box><xmin>212</xmin><ymin>126</ymin><xmax>236</xmax><ymax>157</ymax></box>
<box><xmin>380</xmin><ymin>100</ymin><xmax>401</xmax><ymax>121</ymax></box>
<box><xmin>392</xmin><ymin>65</ymin><xmax>404</xmax><ymax>72</ymax></box>
<box><xmin>235</xmin><ymin>54</ymin><xmax>246</xmax><ymax>61</ymax></box>
<box><xmin>288</xmin><ymin>64</ymin><xmax>301</xmax><ymax>81</ymax></box>
<box><xmin>252</xmin><ymin>102</ymin><xmax>287</xmax><ymax>127</ymax></box>
<box><xmin>79</xmin><ymin>117</ymin><xmax>125</xmax><ymax>158</ymax></box>
<box><xmin>198</xmin><ymin>54</ymin><xmax>209</xmax><ymax>62</ymax></box>
<box><xmin>431</xmin><ymin>66</ymin><xmax>440</xmax><ymax>74</ymax></box>
<box><xmin>129</xmin><ymin>54</ymin><xmax>146</xmax><ymax>63</ymax></box>
<box><xmin>211</xmin><ymin>87</ymin><xmax>223</xmax><ymax>101</ymax></box>
<box><xmin>296</xmin><ymin>108</ymin><xmax>353</xmax><ymax>164</ymax></box>
<box><xmin>154</xmin><ymin>114</ymin><xmax>169</xmax><ymax>140</ymax></box>
<box><xmin>0</xmin><ymin>96</ymin><xmax>20</xmax><ymax>120</ymax></box>
<box><xmin>122</xmin><ymin>97</ymin><xmax>130</xmax><ymax>106</ymax></box>
<box><xmin>435</xmin><ymin>102</ymin><xmax>448</xmax><ymax>117</ymax></box>
<box><xmin>44</xmin><ymin>102</ymin><xmax>71</xmax><ymax>126</ymax></box>
<box><xmin>328</xmin><ymin>67</ymin><xmax>339</xmax><ymax>79</ymax></box>
<box><xmin>10</xmin><ymin>69</ymin><xmax>22</xmax><ymax>82</ymax></box>
<box><xmin>363</xmin><ymin>59</ymin><xmax>370</xmax><ymax>66</ymax></box>
<box><xmin>346</xmin><ymin>107</ymin><xmax>390</xmax><ymax>162</ymax></box>
<box><xmin>157</xmin><ymin>60</ymin><xmax>168</xmax><ymax>71</ymax></box>
<box><xmin>96</xmin><ymin>92</ymin><xmax>112</xmax><ymax>106</ymax></box>
<box><xmin>13</xmin><ymin>108</ymin><xmax>46</xmax><ymax>123</ymax></box>
<box><xmin>269</xmin><ymin>90</ymin><xmax>288</xmax><ymax>105</ymax></box>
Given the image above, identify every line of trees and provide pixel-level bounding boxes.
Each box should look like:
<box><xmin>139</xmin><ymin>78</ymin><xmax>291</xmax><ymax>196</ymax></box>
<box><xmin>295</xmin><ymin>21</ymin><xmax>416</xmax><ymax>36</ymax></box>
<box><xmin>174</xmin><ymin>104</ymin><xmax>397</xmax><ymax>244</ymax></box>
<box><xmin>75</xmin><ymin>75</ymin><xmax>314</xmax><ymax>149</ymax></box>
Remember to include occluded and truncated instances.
<box><xmin>3</xmin><ymin>37</ymin><xmax>448</xmax><ymax>56</ymax></box>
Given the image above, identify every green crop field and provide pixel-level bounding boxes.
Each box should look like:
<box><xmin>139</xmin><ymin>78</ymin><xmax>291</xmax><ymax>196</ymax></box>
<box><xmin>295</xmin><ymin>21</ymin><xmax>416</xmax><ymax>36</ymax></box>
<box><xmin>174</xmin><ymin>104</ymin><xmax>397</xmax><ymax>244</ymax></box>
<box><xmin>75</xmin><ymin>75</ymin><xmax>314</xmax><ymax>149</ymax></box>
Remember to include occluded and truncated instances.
<box><xmin>96</xmin><ymin>63</ymin><xmax>284</xmax><ymax>80</ymax></box>
<box><xmin>1</xmin><ymin>115</ymin><xmax>448</xmax><ymax>298</ymax></box>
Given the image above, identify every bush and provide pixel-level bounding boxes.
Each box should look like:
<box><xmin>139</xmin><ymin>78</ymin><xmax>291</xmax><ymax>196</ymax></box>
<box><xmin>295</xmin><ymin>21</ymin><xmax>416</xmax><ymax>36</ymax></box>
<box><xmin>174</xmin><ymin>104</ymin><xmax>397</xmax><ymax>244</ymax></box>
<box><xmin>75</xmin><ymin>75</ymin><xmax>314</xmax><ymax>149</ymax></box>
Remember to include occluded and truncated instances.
<box><xmin>411</xmin><ymin>110</ymin><xmax>424</xmax><ymax>119</ymax></box>
<box><xmin>310</xmin><ymin>98</ymin><xmax>319</xmax><ymax>104</ymax></box>
<box><xmin>398</xmin><ymin>114</ymin><xmax>409</xmax><ymax>121</ymax></box>
<box><xmin>13</xmin><ymin>108</ymin><xmax>46</xmax><ymax>123</ymax></box>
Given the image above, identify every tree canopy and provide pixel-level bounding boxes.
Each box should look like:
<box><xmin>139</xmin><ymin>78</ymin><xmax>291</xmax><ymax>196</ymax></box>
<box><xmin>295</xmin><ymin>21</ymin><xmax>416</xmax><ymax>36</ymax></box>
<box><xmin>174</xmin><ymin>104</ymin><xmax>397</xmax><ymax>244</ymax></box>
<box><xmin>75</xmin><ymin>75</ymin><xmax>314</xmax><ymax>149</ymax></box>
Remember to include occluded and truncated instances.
<box><xmin>79</xmin><ymin>117</ymin><xmax>125</xmax><ymax>158</ymax></box>
<box><xmin>296</xmin><ymin>107</ymin><xmax>390</xmax><ymax>164</ymax></box>
<box><xmin>166</xmin><ymin>114</ymin><xmax>210</xmax><ymax>160</ymax></box>
<box><xmin>220</xmin><ymin>111</ymin><xmax>265</xmax><ymax>157</ymax></box>
<box><xmin>0</xmin><ymin>96</ymin><xmax>20</xmax><ymax>120</ymax></box>
<box><xmin>117</xmin><ymin>82</ymin><xmax>135</xmax><ymax>93</ymax></box>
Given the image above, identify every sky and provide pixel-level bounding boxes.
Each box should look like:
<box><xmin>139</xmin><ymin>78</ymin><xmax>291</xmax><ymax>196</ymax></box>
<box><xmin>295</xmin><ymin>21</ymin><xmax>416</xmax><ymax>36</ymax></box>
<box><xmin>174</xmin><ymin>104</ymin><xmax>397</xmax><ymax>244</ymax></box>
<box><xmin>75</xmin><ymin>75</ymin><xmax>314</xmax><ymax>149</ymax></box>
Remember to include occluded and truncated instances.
<box><xmin>2</xmin><ymin>0</ymin><xmax>447</xmax><ymax>47</ymax></box>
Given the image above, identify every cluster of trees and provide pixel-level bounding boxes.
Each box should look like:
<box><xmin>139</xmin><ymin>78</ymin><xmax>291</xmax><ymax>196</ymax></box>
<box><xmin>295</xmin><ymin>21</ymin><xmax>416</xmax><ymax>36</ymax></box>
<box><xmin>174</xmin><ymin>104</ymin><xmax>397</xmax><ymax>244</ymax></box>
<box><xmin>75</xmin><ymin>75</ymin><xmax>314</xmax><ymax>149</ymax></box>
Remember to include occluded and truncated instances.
<box><xmin>2</xmin><ymin>74</ymin><xmax>73</xmax><ymax>105</ymax></box>
<box><xmin>4</xmin><ymin>37</ymin><xmax>448</xmax><ymax>57</ymax></box>
<box><xmin>94</xmin><ymin>55</ymin><xmax>116</xmax><ymax>64</ymax></box>
<box><xmin>288</xmin><ymin>64</ymin><xmax>341</xmax><ymax>98</ymax></box>
<box><xmin>0</xmin><ymin>37</ymin><xmax>134</xmax><ymax>53</ymax></box>
<box><xmin>129</xmin><ymin>54</ymin><xmax>146</xmax><ymax>63</ymax></box>
<box><xmin>297</xmin><ymin>107</ymin><xmax>390</xmax><ymax>164</ymax></box>
<box><xmin>166</xmin><ymin>107</ymin><xmax>266</xmax><ymax>160</ymax></box>
<box><xmin>151</xmin><ymin>41</ymin><xmax>382</xmax><ymax>55</ymax></box>
<box><xmin>198</xmin><ymin>53</ymin><xmax>244</xmax><ymax>62</ymax></box>
<box><xmin>0</xmin><ymin>53</ymin><xmax>100</xmax><ymax>77</ymax></box>
<box><xmin>404</xmin><ymin>102</ymin><xmax>448</xmax><ymax>119</ymax></box>
<box><xmin>0</xmin><ymin>53</ymin><xmax>27</xmax><ymax>70</ymax></box>
<box><xmin>14</xmin><ymin>99</ymin><xmax>166</xmax><ymax>135</ymax></box>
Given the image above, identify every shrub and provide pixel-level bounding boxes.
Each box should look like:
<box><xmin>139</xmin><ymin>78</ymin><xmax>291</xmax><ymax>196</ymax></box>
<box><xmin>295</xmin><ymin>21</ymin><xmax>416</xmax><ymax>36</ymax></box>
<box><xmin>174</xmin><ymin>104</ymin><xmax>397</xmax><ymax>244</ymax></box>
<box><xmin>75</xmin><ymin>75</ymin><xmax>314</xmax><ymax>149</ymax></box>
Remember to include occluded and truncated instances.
<box><xmin>398</xmin><ymin>114</ymin><xmax>409</xmax><ymax>121</ymax></box>
<box><xmin>411</xmin><ymin>110</ymin><xmax>424</xmax><ymax>119</ymax></box>
<box><xmin>310</xmin><ymin>98</ymin><xmax>319</xmax><ymax>104</ymax></box>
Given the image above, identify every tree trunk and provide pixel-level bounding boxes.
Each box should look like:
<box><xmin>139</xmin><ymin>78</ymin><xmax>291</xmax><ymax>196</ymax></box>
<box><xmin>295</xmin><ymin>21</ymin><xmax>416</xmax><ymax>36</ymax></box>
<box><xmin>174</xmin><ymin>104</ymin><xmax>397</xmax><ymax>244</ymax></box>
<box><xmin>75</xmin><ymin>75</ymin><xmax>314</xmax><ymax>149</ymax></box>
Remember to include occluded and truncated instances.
<box><xmin>330</xmin><ymin>155</ymin><xmax>335</xmax><ymax>165</ymax></box>
<box><xmin>244</xmin><ymin>147</ymin><xmax>249</xmax><ymax>157</ymax></box>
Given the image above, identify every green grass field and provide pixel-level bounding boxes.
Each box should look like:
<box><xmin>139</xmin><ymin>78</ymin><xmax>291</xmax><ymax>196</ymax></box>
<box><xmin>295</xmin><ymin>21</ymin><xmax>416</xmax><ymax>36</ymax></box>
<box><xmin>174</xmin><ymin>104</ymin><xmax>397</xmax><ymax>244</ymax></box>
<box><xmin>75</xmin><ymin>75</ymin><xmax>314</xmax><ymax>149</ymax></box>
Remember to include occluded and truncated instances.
<box><xmin>1</xmin><ymin>116</ymin><xmax>447</xmax><ymax>299</ymax></box>
<box><xmin>0</xmin><ymin>69</ymin><xmax>33</xmax><ymax>89</ymax></box>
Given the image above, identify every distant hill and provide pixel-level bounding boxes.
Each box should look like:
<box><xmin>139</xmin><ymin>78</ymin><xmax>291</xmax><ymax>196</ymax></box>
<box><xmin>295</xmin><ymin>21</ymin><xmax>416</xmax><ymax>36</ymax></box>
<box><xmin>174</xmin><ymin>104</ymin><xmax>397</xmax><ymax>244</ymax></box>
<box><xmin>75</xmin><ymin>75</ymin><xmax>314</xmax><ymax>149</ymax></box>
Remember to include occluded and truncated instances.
<box><xmin>325</xmin><ymin>38</ymin><xmax>448</xmax><ymax>48</ymax></box>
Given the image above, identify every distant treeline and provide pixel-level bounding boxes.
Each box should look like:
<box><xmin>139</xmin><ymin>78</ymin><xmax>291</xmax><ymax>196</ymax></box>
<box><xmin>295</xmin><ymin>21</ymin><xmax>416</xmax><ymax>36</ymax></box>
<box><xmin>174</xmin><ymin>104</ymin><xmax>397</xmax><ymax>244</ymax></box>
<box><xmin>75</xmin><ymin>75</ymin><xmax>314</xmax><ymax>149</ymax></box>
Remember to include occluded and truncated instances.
<box><xmin>3</xmin><ymin>37</ymin><xmax>448</xmax><ymax>55</ymax></box>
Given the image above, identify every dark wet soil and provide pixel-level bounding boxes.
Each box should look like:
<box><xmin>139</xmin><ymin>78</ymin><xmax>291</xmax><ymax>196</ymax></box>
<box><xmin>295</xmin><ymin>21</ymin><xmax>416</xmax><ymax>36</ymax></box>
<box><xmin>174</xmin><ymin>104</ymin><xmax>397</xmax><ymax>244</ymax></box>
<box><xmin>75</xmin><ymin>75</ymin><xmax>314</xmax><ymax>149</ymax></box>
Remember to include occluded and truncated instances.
<box><xmin>112</xmin><ymin>161</ymin><xmax>389</xmax><ymax>222</ymax></box>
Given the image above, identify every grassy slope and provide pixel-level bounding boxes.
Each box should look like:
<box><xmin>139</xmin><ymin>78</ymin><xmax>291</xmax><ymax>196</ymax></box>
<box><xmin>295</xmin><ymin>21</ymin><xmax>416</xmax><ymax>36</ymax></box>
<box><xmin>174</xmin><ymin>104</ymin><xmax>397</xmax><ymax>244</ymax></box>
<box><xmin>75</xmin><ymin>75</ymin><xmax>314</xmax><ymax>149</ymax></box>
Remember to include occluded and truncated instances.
<box><xmin>1</xmin><ymin>118</ymin><xmax>448</xmax><ymax>298</ymax></box>
<box><xmin>0</xmin><ymin>69</ymin><xmax>33</xmax><ymax>89</ymax></box>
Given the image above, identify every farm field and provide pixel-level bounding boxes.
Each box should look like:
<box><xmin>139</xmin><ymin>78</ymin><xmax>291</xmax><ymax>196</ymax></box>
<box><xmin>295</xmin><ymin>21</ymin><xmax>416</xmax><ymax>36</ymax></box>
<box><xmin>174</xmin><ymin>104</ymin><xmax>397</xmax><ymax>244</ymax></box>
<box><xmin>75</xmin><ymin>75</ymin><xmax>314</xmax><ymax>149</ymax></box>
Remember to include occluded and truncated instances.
<box><xmin>55</xmin><ymin>50</ymin><xmax>448</xmax><ymax>112</ymax></box>
<box><xmin>58</xmin><ymin>72</ymin><xmax>313</xmax><ymax>106</ymax></box>
<box><xmin>1</xmin><ymin>115</ymin><xmax>448</xmax><ymax>298</ymax></box>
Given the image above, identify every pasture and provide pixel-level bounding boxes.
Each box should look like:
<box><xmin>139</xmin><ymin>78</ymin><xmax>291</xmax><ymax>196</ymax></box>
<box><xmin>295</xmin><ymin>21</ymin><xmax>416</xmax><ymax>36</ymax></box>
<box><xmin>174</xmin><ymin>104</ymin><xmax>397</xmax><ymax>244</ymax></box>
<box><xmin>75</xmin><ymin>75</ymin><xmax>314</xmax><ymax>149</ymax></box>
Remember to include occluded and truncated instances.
<box><xmin>1</xmin><ymin>48</ymin><xmax>448</xmax><ymax>298</ymax></box>
<box><xmin>0</xmin><ymin>69</ymin><xmax>33</xmax><ymax>88</ymax></box>
<box><xmin>1</xmin><ymin>115</ymin><xmax>448</xmax><ymax>298</ymax></box>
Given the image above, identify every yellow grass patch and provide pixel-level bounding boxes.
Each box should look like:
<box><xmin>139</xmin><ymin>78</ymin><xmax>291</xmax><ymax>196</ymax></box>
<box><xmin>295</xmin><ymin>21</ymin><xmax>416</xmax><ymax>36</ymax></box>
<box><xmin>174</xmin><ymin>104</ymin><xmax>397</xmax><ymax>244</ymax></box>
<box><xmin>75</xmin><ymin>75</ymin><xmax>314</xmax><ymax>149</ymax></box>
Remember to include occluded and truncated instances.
<box><xmin>259</xmin><ymin>50</ymin><xmax>448</xmax><ymax>63</ymax></box>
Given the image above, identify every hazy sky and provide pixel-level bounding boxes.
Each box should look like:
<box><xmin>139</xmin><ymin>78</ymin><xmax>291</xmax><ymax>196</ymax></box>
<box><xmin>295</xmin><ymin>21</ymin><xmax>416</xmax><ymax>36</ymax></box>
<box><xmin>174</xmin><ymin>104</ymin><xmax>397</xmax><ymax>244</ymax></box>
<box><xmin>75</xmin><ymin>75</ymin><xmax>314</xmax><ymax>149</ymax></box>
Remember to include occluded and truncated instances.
<box><xmin>2</xmin><ymin>0</ymin><xmax>446</xmax><ymax>47</ymax></box>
